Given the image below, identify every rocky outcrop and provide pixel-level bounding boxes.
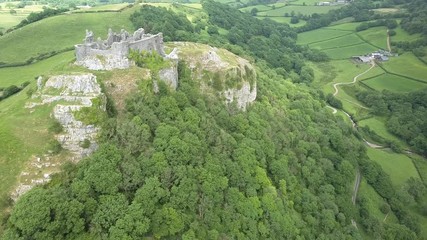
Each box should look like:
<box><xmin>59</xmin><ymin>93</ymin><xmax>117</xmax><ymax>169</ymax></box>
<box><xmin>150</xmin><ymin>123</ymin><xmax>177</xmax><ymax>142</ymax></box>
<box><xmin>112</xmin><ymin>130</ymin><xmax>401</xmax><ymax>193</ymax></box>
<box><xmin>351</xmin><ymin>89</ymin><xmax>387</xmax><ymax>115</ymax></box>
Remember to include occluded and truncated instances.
<box><xmin>27</xmin><ymin>73</ymin><xmax>105</xmax><ymax>160</ymax></box>
<box><xmin>170</xmin><ymin>42</ymin><xmax>257</xmax><ymax>110</ymax></box>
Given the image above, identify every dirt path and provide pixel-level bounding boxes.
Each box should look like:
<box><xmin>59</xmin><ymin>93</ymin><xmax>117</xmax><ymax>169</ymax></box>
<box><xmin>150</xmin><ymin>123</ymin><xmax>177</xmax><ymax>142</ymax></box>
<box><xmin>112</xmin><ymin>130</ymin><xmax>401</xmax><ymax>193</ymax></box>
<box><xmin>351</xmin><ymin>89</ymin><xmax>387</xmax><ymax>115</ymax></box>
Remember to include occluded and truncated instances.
<box><xmin>386</xmin><ymin>29</ymin><xmax>391</xmax><ymax>52</ymax></box>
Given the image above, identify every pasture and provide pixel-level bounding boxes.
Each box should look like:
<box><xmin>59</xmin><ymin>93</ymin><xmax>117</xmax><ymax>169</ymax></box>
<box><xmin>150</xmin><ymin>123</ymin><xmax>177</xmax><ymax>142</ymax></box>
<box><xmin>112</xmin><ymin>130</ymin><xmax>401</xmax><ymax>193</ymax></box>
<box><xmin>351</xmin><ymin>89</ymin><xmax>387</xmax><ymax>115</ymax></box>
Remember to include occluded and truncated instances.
<box><xmin>362</xmin><ymin>73</ymin><xmax>427</xmax><ymax>92</ymax></box>
<box><xmin>326</xmin><ymin>21</ymin><xmax>360</xmax><ymax>31</ymax></box>
<box><xmin>258</xmin><ymin>5</ymin><xmax>341</xmax><ymax>16</ymax></box>
<box><xmin>382</xmin><ymin>53</ymin><xmax>427</xmax><ymax>82</ymax></box>
<box><xmin>0</xmin><ymin>9</ymin><xmax>136</xmax><ymax>64</ymax></box>
<box><xmin>367</xmin><ymin>148</ymin><xmax>420</xmax><ymax>186</ymax></box>
<box><xmin>309</xmin><ymin>33</ymin><xmax>364</xmax><ymax>50</ymax></box>
<box><xmin>297</xmin><ymin>28</ymin><xmax>351</xmax><ymax>45</ymax></box>
<box><xmin>0</xmin><ymin>2</ymin><xmax>45</xmax><ymax>31</ymax></box>
<box><xmin>357</xmin><ymin>26</ymin><xmax>388</xmax><ymax>50</ymax></box>
<box><xmin>323</xmin><ymin>43</ymin><xmax>377</xmax><ymax>59</ymax></box>
<box><xmin>256</xmin><ymin>16</ymin><xmax>307</xmax><ymax>26</ymax></box>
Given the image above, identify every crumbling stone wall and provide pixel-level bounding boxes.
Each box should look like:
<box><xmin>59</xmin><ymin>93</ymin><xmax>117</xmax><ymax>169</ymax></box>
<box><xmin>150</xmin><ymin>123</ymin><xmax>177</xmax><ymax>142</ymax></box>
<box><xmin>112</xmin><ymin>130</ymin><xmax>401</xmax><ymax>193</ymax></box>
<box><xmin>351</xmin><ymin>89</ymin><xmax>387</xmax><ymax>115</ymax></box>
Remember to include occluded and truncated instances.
<box><xmin>75</xmin><ymin>28</ymin><xmax>166</xmax><ymax>62</ymax></box>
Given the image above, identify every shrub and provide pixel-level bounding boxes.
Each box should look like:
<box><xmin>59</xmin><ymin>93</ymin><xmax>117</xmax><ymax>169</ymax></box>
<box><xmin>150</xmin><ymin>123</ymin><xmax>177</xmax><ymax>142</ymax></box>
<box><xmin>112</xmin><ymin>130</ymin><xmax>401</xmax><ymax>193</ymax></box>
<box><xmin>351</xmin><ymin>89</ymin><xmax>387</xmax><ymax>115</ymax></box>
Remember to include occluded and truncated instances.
<box><xmin>48</xmin><ymin>120</ymin><xmax>63</xmax><ymax>134</ymax></box>
<box><xmin>47</xmin><ymin>139</ymin><xmax>62</xmax><ymax>154</ymax></box>
<box><xmin>80</xmin><ymin>139</ymin><xmax>91</xmax><ymax>149</ymax></box>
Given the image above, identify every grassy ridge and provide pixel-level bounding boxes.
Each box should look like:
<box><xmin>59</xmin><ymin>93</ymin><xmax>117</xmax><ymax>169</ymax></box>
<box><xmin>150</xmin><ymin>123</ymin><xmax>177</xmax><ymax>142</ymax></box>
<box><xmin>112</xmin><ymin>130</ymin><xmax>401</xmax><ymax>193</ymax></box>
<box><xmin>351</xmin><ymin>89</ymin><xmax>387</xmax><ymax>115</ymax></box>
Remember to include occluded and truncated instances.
<box><xmin>0</xmin><ymin>9</ymin><xmax>136</xmax><ymax>64</ymax></box>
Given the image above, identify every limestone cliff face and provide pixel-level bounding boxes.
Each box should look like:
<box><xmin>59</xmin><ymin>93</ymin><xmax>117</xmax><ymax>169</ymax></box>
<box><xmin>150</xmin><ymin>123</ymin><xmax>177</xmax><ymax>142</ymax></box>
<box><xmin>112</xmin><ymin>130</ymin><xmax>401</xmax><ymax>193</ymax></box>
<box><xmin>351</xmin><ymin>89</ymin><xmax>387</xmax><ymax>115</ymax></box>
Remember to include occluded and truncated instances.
<box><xmin>27</xmin><ymin>74</ymin><xmax>105</xmax><ymax>160</ymax></box>
<box><xmin>169</xmin><ymin>42</ymin><xmax>257</xmax><ymax>110</ymax></box>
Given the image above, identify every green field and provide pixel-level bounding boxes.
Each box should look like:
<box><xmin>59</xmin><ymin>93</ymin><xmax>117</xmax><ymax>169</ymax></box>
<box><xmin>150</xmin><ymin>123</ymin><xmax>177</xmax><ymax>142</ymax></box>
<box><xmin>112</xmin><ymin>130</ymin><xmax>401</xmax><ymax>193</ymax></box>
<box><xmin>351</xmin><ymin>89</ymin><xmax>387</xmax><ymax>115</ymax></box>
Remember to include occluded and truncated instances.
<box><xmin>367</xmin><ymin>148</ymin><xmax>420</xmax><ymax>186</ymax></box>
<box><xmin>362</xmin><ymin>73</ymin><xmax>427</xmax><ymax>92</ymax></box>
<box><xmin>326</xmin><ymin>21</ymin><xmax>361</xmax><ymax>31</ymax></box>
<box><xmin>73</xmin><ymin>3</ymin><xmax>130</xmax><ymax>12</ymax></box>
<box><xmin>256</xmin><ymin>16</ymin><xmax>307</xmax><ymax>26</ymax></box>
<box><xmin>0</xmin><ymin>8</ymin><xmax>136</xmax><ymax>64</ymax></box>
<box><xmin>0</xmin><ymin>3</ymin><xmax>45</xmax><ymax>31</ymax></box>
<box><xmin>258</xmin><ymin>5</ymin><xmax>341</xmax><ymax>16</ymax></box>
<box><xmin>0</xmin><ymin>51</ymin><xmax>75</xmax><ymax>88</ymax></box>
<box><xmin>357</xmin><ymin>26</ymin><xmax>388</xmax><ymax>50</ymax></box>
<box><xmin>297</xmin><ymin>28</ymin><xmax>351</xmax><ymax>45</ymax></box>
<box><xmin>309</xmin><ymin>34</ymin><xmax>364</xmax><ymax>50</ymax></box>
<box><xmin>323</xmin><ymin>43</ymin><xmax>377</xmax><ymax>59</ymax></box>
<box><xmin>382</xmin><ymin>53</ymin><xmax>427</xmax><ymax>82</ymax></box>
<box><xmin>240</xmin><ymin>4</ymin><xmax>273</xmax><ymax>12</ymax></box>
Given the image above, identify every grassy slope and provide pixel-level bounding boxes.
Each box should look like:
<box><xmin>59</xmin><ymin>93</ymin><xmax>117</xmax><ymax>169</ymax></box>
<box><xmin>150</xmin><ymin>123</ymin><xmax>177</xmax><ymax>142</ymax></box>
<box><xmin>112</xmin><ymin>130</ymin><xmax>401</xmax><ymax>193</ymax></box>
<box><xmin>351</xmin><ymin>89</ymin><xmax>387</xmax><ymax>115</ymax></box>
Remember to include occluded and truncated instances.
<box><xmin>0</xmin><ymin>7</ymin><xmax>136</xmax><ymax>64</ymax></box>
<box><xmin>367</xmin><ymin>148</ymin><xmax>419</xmax><ymax>186</ymax></box>
<box><xmin>0</xmin><ymin>89</ymin><xmax>54</xmax><ymax>221</ymax></box>
<box><xmin>0</xmin><ymin>51</ymin><xmax>74</xmax><ymax>88</ymax></box>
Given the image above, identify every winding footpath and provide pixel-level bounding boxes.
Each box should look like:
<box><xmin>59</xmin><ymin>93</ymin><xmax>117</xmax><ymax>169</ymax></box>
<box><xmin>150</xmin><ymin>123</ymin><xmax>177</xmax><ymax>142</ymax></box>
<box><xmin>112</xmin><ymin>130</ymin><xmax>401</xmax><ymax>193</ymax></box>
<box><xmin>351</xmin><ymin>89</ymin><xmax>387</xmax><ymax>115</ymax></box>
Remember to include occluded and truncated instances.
<box><xmin>333</xmin><ymin>61</ymin><xmax>376</xmax><ymax>97</ymax></box>
<box><xmin>327</xmin><ymin>61</ymin><xmax>381</xmax><ymax>229</ymax></box>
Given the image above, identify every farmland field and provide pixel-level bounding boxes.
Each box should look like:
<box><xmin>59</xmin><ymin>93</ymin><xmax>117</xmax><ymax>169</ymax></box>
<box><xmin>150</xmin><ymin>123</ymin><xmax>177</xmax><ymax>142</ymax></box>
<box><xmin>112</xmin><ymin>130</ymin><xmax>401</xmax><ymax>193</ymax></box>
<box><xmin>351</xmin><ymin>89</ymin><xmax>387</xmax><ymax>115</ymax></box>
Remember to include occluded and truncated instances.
<box><xmin>0</xmin><ymin>9</ymin><xmax>136</xmax><ymax>64</ymax></box>
<box><xmin>382</xmin><ymin>53</ymin><xmax>427</xmax><ymax>82</ymax></box>
<box><xmin>357</xmin><ymin>26</ymin><xmax>388</xmax><ymax>49</ymax></box>
<box><xmin>362</xmin><ymin>73</ymin><xmax>427</xmax><ymax>92</ymax></box>
<box><xmin>297</xmin><ymin>28</ymin><xmax>351</xmax><ymax>45</ymax></box>
<box><xmin>326</xmin><ymin>22</ymin><xmax>360</xmax><ymax>31</ymax></box>
<box><xmin>367</xmin><ymin>148</ymin><xmax>419</xmax><ymax>186</ymax></box>
<box><xmin>256</xmin><ymin>16</ymin><xmax>307</xmax><ymax>26</ymax></box>
<box><xmin>323</xmin><ymin>43</ymin><xmax>377</xmax><ymax>59</ymax></box>
<box><xmin>258</xmin><ymin>5</ymin><xmax>341</xmax><ymax>16</ymax></box>
<box><xmin>0</xmin><ymin>3</ymin><xmax>45</xmax><ymax>31</ymax></box>
<box><xmin>309</xmin><ymin>34</ymin><xmax>364</xmax><ymax>50</ymax></box>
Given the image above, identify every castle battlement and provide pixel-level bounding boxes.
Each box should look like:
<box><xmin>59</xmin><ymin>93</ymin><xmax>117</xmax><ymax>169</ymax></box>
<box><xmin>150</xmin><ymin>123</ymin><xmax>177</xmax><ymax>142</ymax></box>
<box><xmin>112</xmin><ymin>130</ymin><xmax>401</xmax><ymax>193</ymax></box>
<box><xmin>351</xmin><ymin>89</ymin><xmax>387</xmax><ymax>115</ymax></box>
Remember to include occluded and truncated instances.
<box><xmin>75</xmin><ymin>28</ymin><xmax>166</xmax><ymax>64</ymax></box>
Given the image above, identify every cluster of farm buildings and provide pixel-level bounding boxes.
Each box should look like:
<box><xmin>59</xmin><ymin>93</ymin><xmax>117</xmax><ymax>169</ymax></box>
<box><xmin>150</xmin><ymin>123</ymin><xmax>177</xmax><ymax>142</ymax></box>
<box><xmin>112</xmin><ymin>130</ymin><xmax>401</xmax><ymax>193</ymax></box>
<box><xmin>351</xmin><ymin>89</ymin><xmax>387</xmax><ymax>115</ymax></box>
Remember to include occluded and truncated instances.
<box><xmin>352</xmin><ymin>50</ymin><xmax>395</xmax><ymax>63</ymax></box>
<box><xmin>316</xmin><ymin>0</ymin><xmax>347</xmax><ymax>6</ymax></box>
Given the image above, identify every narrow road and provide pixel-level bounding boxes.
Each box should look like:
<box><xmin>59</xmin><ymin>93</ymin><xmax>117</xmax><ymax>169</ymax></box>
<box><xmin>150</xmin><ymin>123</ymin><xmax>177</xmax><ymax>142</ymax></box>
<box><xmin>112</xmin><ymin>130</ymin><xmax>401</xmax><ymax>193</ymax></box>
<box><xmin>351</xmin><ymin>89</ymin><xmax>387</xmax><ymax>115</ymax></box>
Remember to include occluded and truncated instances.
<box><xmin>333</xmin><ymin>61</ymin><xmax>376</xmax><ymax>97</ymax></box>
<box><xmin>352</xmin><ymin>169</ymin><xmax>361</xmax><ymax>205</ymax></box>
<box><xmin>350</xmin><ymin>168</ymin><xmax>361</xmax><ymax>229</ymax></box>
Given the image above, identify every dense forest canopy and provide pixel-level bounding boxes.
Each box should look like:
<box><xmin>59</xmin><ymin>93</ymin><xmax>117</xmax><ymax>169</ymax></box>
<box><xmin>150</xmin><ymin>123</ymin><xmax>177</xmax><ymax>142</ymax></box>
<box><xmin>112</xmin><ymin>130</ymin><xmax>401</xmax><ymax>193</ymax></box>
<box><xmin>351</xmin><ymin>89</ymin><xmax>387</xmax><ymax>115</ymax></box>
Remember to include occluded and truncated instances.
<box><xmin>1</xmin><ymin>1</ymin><xmax>426</xmax><ymax>239</ymax></box>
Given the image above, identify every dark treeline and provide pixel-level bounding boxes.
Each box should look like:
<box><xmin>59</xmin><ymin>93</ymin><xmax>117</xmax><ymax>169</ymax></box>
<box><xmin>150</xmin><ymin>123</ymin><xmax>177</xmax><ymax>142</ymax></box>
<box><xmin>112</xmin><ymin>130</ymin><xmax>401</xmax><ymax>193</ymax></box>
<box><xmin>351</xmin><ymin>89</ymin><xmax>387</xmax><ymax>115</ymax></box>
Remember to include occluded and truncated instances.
<box><xmin>15</xmin><ymin>8</ymin><xmax>68</xmax><ymax>30</ymax></box>
<box><xmin>0</xmin><ymin>81</ymin><xmax>29</xmax><ymax>101</ymax></box>
<box><xmin>400</xmin><ymin>0</ymin><xmax>427</xmax><ymax>35</ymax></box>
<box><xmin>355</xmin><ymin>19</ymin><xmax>398</xmax><ymax>32</ymax></box>
<box><xmin>356</xmin><ymin>89</ymin><xmax>427</xmax><ymax>156</ymax></box>
<box><xmin>202</xmin><ymin>1</ymin><xmax>327</xmax><ymax>83</ymax></box>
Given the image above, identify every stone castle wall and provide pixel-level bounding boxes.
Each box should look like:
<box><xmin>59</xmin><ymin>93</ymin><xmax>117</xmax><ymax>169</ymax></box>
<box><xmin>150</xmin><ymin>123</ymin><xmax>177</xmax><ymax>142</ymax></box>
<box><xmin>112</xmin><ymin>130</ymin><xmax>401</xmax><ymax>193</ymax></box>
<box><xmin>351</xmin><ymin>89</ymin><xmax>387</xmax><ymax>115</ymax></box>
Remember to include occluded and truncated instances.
<box><xmin>75</xmin><ymin>28</ymin><xmax>166</xmax><ymax>63</ymax></box>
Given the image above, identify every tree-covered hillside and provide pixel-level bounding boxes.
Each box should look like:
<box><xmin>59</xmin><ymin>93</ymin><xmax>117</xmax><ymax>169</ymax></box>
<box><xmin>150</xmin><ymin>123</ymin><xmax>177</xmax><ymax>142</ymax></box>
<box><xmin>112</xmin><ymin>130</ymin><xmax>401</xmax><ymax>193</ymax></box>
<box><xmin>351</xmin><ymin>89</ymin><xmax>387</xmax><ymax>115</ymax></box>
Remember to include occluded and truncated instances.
<box><xmin>1</xmin><ymin>1</ymin><xmax>426</xmax><ymax>239</ymax></box>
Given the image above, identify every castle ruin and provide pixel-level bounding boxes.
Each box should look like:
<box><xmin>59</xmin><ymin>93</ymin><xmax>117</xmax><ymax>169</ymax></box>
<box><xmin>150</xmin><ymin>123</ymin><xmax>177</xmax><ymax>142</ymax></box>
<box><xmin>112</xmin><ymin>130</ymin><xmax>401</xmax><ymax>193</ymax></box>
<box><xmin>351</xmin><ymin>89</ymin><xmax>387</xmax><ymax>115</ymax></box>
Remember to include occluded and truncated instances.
<box><xmin>75</xmin><ymin>28</ymin><xmax>168</xmax><ymax>70</ymax></box>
